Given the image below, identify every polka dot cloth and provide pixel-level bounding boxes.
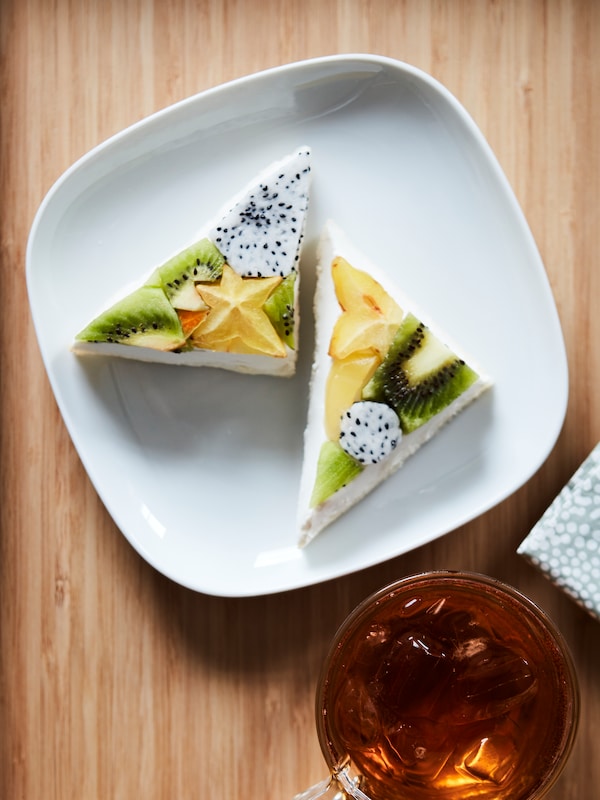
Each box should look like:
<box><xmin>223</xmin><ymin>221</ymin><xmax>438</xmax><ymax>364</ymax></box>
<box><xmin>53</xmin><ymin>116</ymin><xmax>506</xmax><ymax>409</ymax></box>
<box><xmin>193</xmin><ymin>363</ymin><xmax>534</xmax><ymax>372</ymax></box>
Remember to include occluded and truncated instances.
<box><xmin>518</xmin><ymin>443</ymin><xmax>600</xmax><ymax>621</ymax></box>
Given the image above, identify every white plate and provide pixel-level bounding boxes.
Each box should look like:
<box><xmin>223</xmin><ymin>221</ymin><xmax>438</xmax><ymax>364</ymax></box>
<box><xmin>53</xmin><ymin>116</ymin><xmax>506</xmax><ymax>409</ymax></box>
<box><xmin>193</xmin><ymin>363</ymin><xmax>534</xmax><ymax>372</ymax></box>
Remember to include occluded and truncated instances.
<box><xmin>27</xmin><ymin>54</ymin><xmax>568</xmax><ymax>597</ymax></box>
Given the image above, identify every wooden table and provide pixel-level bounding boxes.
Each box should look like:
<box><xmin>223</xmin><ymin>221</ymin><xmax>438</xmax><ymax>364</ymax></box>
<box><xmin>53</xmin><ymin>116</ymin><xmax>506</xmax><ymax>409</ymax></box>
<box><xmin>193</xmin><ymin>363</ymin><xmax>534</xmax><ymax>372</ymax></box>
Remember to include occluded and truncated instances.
<box><xmin>2</xmin><ymin>1</ymin><xmax>598</xmax><ymax>798</ymax></box>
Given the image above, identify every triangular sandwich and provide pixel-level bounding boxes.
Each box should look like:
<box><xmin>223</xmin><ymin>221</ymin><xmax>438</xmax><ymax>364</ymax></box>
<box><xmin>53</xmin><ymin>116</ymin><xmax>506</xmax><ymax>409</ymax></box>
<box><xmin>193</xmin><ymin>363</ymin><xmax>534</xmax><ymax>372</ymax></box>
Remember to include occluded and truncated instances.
<box><xmin>73</xmin><ymin>146</ymin><xmax>312</xmax><ymax>376</ymax></box>
<box><xmin>297</xmin><ymin>221</ymin><xmax>491</xmax><ymax>546</ymax></box>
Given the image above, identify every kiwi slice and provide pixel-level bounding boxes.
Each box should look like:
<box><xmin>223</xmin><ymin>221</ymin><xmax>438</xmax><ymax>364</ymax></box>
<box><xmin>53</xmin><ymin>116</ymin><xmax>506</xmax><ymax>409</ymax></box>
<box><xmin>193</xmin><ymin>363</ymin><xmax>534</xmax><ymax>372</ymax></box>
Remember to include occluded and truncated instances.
<box><xmin>158</xmin><ymin>238</ymin><xmax>224</xmax><ymax>310</ymax></box>
<box><xmin>310</xmin><ymin>441</ymin><xmax>363</xmax><ymax>508</ymax></box>
<box><xmin>263</xmin><ymin>272</ymin><xmax>296</xmax><ymax>349</ymax></box>
<box><xmin>362</xmin><ymin>313</ymin><xmax>479</xmax><ymax>433</ymax></box>
<box><xmin>75</xmin><ymin>285</ymin><xmax>186</xmax><ymax>351</ymax></box>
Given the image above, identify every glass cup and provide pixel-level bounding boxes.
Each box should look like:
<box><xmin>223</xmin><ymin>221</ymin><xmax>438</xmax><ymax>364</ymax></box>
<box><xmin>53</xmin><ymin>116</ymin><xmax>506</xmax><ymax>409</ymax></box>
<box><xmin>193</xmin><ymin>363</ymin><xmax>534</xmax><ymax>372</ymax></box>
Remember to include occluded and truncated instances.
<box><xmin>295</xmin><ymin>571</ymin><xmax>579</xmax><ymax>800</ymax></box>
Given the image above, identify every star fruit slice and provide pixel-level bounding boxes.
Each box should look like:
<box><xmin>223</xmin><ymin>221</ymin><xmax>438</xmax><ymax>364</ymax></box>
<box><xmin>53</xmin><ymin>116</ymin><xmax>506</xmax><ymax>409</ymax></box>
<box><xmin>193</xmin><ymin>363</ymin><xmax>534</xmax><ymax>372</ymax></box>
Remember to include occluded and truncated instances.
<box><xmin>192</xmin><ymin>265</ymin><xmax>286</xmax><ymax>357</ymax></box>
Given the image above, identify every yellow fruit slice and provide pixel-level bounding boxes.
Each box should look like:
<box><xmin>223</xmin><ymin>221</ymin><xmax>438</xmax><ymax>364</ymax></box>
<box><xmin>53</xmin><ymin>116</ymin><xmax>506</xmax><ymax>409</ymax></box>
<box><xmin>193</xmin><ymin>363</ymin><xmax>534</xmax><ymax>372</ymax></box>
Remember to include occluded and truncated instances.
<box><xmin>192</xmin><ymin>265</ymin><xmax>286</xmax><ymax>357</ymax></box>
<box><xmin>325</xmin><ymin>352</ymin><xmax>381</xmax><ymax>440</ymax></box>
<box><xmin>329</xmin><ymin>257</ymin><xmax>403</xmax><ymax>360</ymax></box>
<box><xmin>332</xmin><ymin>256</ymin><xmax>402</xmax><ymax>317</ymax></box>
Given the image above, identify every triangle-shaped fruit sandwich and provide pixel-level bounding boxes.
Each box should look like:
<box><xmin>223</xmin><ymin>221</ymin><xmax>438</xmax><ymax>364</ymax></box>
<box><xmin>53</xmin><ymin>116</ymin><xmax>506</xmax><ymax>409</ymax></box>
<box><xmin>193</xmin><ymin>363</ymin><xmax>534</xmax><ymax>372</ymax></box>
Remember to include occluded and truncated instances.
<box><xmin>297</xmin><ymin>221</ymin><xmax>491</xmax><ymax>547</ymax></box>
<box><xmin>73</xmin><ymin>147</ymin><xmax>312</xmax><ymax>377</ymax></box>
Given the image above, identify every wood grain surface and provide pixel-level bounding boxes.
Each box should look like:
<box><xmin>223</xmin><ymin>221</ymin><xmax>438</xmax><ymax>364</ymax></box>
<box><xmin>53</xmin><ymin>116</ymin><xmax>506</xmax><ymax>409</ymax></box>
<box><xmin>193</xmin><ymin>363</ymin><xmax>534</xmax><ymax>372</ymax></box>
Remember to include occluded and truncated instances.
<box><xmin>1</xmin><ymin>1</ymin><xmax>599</xmax><ymax>798</ymax></box>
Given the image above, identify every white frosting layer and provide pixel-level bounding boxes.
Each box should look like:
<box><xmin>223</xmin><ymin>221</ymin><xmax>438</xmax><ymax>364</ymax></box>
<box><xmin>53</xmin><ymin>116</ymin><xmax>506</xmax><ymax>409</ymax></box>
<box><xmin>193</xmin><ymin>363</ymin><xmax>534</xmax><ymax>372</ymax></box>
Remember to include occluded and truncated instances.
<box><xmin>71</xmin><ymin>339</ymin><xmax>296</xmax><ymax>376</ymax></box>
<box><xmin>297</xmin><ymin>221</ymin><xmax>492</xmax><ymax>547</ymax></box>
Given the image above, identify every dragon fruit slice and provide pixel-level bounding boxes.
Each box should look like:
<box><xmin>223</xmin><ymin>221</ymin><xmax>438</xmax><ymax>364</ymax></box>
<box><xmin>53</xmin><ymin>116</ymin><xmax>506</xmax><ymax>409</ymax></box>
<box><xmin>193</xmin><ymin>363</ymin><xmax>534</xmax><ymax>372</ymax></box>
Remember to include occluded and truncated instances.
<box><xmin>339</xmin><ymin>401</ymin><xmax>402</xmax><ymax>465</ymax></box>
<box><xmin>208</xmin><ymin>146</ymin><xmax>311</xmax><ymax>278</ymax></box>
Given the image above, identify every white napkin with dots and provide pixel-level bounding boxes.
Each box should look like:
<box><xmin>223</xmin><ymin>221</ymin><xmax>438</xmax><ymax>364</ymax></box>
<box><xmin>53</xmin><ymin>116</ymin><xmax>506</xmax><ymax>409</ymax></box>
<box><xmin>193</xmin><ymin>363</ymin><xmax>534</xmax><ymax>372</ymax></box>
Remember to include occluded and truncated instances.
<box><xmin>518</xmin><ymin>442</ymin><xmax>600</xmax><ymax>621</ymax></box>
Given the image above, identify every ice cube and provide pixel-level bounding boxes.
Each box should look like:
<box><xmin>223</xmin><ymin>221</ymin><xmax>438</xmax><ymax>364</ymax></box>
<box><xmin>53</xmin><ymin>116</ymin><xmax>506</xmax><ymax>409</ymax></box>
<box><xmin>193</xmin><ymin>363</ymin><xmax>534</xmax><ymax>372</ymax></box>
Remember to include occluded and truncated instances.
<box><xmin>437</xmin><ymin>610</ymin><xmax>490</xmax><ymax>647</ymax></box>
<box><xmin>451</xmin><ymin>641</ymin><xmax>538</xmax><ymax>721</ymax></box>
<box><xmin>335</xmin><ymin>676</ymin><xmax>381</xmax><ymax>749</ymax></box>
<box><xmin>397</xmin><ymin>593</ymin><xmax>430</xmax><ymax>618</ymax></box>
<box><xmin>459</xmin><ymin>732</ymin><xmax>518</xmax><ymax>784</ymax></box>
<box><xmin>375</xmin><ymin>630</ymin><xmax>455</xmax><ymax>722</ymax></box>
<box><xmin>385</xmin><ymin>717</ymin><xmax>452</xmax><ymax>781</ymax></box>
<box><xmin>354</xmin><ymin>622</ymin><xmax>393</xmax><ymax>673</ymax></box>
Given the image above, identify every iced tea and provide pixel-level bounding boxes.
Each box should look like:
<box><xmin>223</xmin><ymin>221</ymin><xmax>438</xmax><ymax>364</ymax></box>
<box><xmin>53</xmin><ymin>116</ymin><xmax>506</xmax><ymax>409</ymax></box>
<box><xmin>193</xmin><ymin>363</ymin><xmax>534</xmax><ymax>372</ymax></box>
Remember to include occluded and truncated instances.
<box><xmin>317</xmin><ymin>572</ymin><xmax>578</xmax><ymax>800</ymax></box>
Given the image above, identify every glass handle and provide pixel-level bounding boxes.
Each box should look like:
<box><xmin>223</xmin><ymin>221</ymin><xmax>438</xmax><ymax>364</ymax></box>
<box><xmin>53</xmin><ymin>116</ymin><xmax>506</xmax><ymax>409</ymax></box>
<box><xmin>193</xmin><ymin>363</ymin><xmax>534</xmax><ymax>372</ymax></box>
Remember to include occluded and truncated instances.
<box><xmin>293</xmin><ymin>768</ymin><xmax>371</xmax><ymax>800</ymax></box>
<box><xmin>293</xmin><ymin>777</ymin><xmax>336</xmax><ymax>800</ymax></box>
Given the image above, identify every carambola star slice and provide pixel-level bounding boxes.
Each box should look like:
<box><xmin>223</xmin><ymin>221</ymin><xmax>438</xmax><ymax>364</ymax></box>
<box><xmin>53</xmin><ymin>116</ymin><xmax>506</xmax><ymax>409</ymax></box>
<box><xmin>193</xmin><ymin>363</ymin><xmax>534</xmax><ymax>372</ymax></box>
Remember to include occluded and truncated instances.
<box><xmin>192</xmin><ymin>266</ymin><xmax>285</xmax><ymax>357</ymax></box>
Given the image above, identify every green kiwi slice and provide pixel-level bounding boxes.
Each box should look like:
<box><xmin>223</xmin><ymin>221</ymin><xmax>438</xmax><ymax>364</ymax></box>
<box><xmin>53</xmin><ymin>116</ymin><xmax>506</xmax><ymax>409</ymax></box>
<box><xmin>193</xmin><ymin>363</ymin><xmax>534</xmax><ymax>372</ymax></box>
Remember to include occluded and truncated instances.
<box><xmin>75</xmin><ymin>285</ymin><xmax>186</xmax><ymax>351</ymax></box>
<box><xmin>158</xmin><ymin>238</ymin><xmax>224</xmax><ymax>310</ymax></box>
<box><xmin>263</xmin><ymin>273</ymin><xmax>296</xmax><ymax>348</ymax></box>
<box><xmin>362</xmin><ymin>313</ymin><xmax>479</xmax><ymax>433</ymax></box>
<box><xmin>309</xmin><ymin>441</ymin><xmax>363</xmax><ymax>508</ymax></box>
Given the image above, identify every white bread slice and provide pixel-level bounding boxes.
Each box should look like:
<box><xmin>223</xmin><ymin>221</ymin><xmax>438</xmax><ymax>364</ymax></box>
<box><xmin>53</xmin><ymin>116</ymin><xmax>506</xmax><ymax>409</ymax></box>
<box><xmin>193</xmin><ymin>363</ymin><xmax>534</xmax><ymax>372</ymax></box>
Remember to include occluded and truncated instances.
<box><xmin>297</xmin><ymin>221</ymin><xmax>492</xmax><ymax>547</ymax></box>
<box><xmin>72</xmin><ymin>147</ymin><xmax>312</xmax><ymax>377</ymax></box>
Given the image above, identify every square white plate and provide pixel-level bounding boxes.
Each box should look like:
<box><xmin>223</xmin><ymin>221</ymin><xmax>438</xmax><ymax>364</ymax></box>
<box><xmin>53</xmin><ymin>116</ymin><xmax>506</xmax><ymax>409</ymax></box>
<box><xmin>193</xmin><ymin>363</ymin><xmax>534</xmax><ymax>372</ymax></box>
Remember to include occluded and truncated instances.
<box><xmin>27</xmin><ymin>54</ymin><xmax>568</xmax><ymax>597</ymax></box>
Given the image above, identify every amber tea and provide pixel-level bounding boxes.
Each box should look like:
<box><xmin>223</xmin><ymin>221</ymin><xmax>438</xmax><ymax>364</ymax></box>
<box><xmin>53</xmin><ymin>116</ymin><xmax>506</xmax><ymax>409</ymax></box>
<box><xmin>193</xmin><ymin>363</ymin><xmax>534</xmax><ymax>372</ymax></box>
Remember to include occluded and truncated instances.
<box><xmin>315</xmin><ymin>572</ymin><xmax>578</xmax><ymax>800</ymax></box>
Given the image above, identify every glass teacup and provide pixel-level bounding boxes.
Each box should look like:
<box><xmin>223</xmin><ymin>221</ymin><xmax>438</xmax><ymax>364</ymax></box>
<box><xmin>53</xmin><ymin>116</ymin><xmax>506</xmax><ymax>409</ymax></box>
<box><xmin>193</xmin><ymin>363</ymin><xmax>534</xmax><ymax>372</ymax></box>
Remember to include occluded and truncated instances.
<box><xmin>295</xmin><ymin>571</ymin><xmax>579</xmax><ymax>800</ymax></box>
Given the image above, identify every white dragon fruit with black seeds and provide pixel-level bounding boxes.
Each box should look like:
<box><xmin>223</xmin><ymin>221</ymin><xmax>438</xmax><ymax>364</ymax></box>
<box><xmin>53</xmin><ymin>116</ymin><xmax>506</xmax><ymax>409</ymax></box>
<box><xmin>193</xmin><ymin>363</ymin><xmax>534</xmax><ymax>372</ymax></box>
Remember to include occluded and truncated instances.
<box><xmin>208</xmin><ymin>147</ymin><xmax>311</xmax><ymax>278</ymax></box>
<box><xmin>339</xmin><ymin>401</ymin><xmax>402</xmax><ymax>465</ymax></box>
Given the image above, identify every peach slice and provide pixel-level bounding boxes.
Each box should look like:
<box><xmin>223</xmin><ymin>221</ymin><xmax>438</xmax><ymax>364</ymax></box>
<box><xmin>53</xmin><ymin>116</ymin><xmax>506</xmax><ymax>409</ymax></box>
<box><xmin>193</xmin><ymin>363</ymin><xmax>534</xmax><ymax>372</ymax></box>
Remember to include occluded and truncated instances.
<box><xmin>325</xmin><ymin>352</ymin><xmax>381</xmax><ymax>440</ymax></box>
<box><xmin>177</xmin><ymin>308</ymin><xmax>209</xmax><ymax>338</ymax></box>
